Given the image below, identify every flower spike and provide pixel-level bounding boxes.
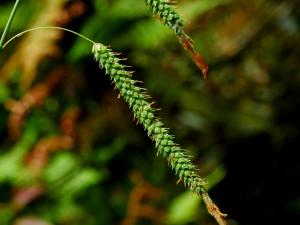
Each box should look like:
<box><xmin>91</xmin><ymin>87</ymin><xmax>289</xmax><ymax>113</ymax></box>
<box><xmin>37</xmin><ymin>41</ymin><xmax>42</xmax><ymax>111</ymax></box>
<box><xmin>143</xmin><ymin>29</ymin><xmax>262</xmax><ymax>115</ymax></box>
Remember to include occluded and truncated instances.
<box><xmin>92</xmin><ymin>43</ymin><xmax>226</xmax><ymax>225</ymax></box>
<box><xmin>144</xmin><ymin>0</ymin><xmax>209</xmax><ymax>78</ymax></box>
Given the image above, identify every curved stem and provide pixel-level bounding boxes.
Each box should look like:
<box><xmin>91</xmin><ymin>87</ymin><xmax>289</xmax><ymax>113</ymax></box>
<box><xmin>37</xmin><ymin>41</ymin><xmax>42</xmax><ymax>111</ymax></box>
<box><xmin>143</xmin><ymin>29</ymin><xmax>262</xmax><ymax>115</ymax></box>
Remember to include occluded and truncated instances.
<box><xmin>0</xmin><ymin>0</ymin><xmax>21</xmax><ymax>49</ymax></box>
<box><xmin>2</xmin><ymin>26</ymin><xmax>95</xmax><ymax>49</ymax></box>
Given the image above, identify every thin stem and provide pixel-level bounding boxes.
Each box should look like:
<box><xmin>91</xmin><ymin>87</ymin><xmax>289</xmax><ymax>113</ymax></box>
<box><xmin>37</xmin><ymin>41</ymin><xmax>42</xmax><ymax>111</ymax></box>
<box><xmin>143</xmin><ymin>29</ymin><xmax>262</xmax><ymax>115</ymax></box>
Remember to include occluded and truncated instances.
<box><xmin>0</xmin><ymin>0</ymin><xmax>21</xmax><ymax>49</ymax></box>
<box><xmin>2</xmin><ymin>26</ymin><xmax>95</xmax><ymax>49</ymax></box>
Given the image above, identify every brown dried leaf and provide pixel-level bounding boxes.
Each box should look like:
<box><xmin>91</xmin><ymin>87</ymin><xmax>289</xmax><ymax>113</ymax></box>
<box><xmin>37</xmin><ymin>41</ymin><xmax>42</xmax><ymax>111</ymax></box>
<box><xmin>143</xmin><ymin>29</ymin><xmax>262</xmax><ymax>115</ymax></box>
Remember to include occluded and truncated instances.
<box><xmin>5</xmin><ymin>66</ymin><xmax>68</xmax><ymax>139</ymax></box>
<box><xmin>121</xmin><ymin>172</ymin><xmax>165</xmax><ymax>225</ymax></box>
<box><xmin>13</xmin><ymin>217</ymin><xmax>52</xmax><ymax>225</ymax></box>
<box><xmin>26</xmin><ymin>107</ymin><xmax>80</xmax><ymax>177</ymax></box>
<box><xmin>12</xmin><ymin>186</ymin><xmax>44</xmax><ymax>210</ymax></box>
<box><xmin>179</xmin><ymin>33</ymin><xmax>208</xmax><ymax>79</ymax></box>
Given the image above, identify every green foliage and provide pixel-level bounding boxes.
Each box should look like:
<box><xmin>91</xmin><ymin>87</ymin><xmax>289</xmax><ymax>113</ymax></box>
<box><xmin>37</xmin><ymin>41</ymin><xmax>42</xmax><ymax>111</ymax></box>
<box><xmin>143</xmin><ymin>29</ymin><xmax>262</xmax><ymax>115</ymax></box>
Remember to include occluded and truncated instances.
<box><xmin>166</xmin><ymin>191</ymin><xmax>201</xmax><ymax>224</ymax></box>
<box><xmin>0</xmin><ymin>0</ymin><xmax>299</xmax><ymax>225</ymax></box>
<box><xmin>44</xmin><ymin>152</ymin><xmax>105</xmax><ymax>197</ymax></box>
<box><xmin>0</xmin><ymin>127</ymin><xmax>37</xmax><ymax>185</ymax></box>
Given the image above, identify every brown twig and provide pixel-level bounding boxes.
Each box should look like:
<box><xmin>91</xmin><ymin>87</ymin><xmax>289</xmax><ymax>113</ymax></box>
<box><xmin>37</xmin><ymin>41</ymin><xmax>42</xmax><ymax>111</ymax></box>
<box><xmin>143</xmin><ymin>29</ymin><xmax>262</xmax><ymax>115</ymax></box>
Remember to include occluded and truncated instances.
<box><xmin>121</xmin><ymin>172</ymin><xmax>165</xmax><ymax>225</ymax></box>
<box><xmin>201</xmin><ymin>192</ymin><xmax>228</xmax><ymax>225</ymax></box>
<box><xmin>5</xmin><ymin>66</ymin><xmax>69</xmax><ymax>139</ymax></box>
<box><xmin>179</xmin><ymin>33</ymin><xmax>208</xmax><ymax>79</ymax></box>
<box><xmin>12</xmin><ymin>185</ymin><xmax>44</xmax><ymax>210</ymax></box>
<box><xmin>26</xmin><ymin>107</ymin><xmax>80</xmax><ymax>177</ymax></box>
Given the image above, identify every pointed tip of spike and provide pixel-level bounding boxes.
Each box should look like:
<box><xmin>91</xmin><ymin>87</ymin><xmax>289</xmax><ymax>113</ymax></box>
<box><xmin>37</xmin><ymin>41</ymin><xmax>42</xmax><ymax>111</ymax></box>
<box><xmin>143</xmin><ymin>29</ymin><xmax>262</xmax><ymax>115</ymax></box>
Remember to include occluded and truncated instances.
<box><xmin>179</xmin><ymin>33</ymin><xmax>209</xmax><ymax>79</ymax></box>
<box><xmin>202</xmin><ymin>67</ymin><xmax>208</xmax><ymax>79</ymax></box>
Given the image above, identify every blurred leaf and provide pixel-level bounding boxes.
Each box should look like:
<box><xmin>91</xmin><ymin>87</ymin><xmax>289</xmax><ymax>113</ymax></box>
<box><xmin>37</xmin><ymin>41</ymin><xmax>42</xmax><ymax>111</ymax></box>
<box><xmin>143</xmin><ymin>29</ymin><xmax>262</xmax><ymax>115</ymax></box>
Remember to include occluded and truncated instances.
<box><xmin>58</xmin><ymin>168</ymin><xmax>105</xmax><ymax>196</ymax></box>
<box><xmin>44</xmin><ymin>152</ymin><xmax>107</xmax><ymax>197</ymax></box>
<box><xmin>179</xmin><ymin>0</ymin><xmax>233</xmax><ymax>21</ymax></box>
<box><xmin>166</xmin><ymin>191</ymin><xmax>201</xmax><ymax>225</ymax></box>
<box><xmin>43</xmin><ymin>152</ymin><xmax>79</xmax><ymax>185</ymax></box>
<box><xmin>95</xmin><ymin>137</ymin><xmax>127</xmax><ymax>163</ymax></box>
<box><xmin>205</xmin><ymin>165</ymin><xmax>227</xmax><ymax>190</ymax></box>
<box><xmin>0</xmin><ymin>82</ymin><xmax>10</xmax><ymax>103</ymax></box>
<box><xmin>0</xmin><ymin>206</ymin><xmax>14</xmax><ymax>225</ymax></box>
<box><xmin>0</xmin><ymin>127</ymin><xmax>37</xmax><ymax>185</ymax></box>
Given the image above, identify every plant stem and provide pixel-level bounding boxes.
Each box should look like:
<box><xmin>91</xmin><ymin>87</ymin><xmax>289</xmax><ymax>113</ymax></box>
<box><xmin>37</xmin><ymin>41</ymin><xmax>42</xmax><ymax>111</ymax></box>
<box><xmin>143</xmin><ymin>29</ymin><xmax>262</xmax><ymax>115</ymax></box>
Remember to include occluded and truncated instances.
<box><xmin>2</xmin><ymin>26</ymin><xmax>95</xmax><ymax>49</ymax></box>
<box><xmin>0</xmin><ymin>0</ymin><xmax>21</xmax><ymax>50</ymax></box>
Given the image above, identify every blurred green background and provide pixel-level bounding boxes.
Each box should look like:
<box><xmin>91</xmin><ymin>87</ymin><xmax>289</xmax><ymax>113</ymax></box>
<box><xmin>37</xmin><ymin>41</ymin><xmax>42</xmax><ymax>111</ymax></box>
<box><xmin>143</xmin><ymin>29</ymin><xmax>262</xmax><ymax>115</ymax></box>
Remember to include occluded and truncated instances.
<box><xmin>0</xmin><ymin>0</ymin><xmax>299</xmax><ymax>225</ymax></box>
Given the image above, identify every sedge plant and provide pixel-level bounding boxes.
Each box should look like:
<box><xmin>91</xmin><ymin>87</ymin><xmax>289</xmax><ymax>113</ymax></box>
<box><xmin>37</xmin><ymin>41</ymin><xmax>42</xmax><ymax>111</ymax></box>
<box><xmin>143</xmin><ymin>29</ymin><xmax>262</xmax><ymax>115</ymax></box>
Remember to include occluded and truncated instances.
<box><xmin>0</xmin><ymin>1</ymin><xmax>227</xmax><ymax>224</ymax></box>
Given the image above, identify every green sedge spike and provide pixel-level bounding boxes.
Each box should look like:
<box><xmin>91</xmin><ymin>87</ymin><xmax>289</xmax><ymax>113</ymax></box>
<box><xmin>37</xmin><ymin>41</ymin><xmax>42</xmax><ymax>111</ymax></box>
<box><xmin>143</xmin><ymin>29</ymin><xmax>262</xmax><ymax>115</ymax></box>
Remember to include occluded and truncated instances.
<box><xmin>92</xmin><ymin>43</ymin><xmax>227</xmax><ymax>225</ymax></box>
<box><xmin>92</xmin><ymin>42</ymin><xmax>205</xmax><ymax>192</ymax></box>
<box><xmin>145</xmin><ymin>0</ymin><xmax>183</xmax><ymax>35</ymax></box>
<box><xmin>144</xmin><ymin>0</ymin><xmax>209</xmax><ymax>78</ymax></box>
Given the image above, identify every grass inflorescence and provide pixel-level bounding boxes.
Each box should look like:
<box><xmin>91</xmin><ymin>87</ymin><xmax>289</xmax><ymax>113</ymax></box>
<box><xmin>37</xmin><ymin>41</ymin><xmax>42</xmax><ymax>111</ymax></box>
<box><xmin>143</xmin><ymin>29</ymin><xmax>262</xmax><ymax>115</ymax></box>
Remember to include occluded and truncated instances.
<box><xmin>92</xmin><ymin>43</ymin><xmax>227</xmax><ymax>225</ymax></box>
<box><xmin>145</xmin><ymin>0</ymin><xmax>184</xmax><ymax>35</ymax></box>
<box><xmin>144</xmin><ymin>0</ymin><xmax>209</xmax><ymax>78</ymax></box>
